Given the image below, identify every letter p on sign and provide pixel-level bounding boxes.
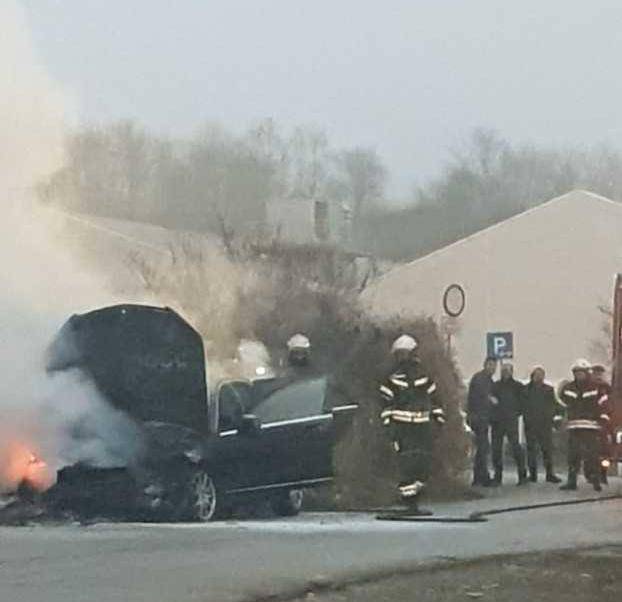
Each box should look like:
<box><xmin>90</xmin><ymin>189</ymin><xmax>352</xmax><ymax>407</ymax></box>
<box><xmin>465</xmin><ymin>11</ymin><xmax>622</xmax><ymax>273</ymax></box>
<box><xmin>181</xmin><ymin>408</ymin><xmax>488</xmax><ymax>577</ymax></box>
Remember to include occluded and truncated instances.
<box><xmin>487</xmin><ymin>332</ymin><xmax>513</xmax><ymax>359</ymax></box>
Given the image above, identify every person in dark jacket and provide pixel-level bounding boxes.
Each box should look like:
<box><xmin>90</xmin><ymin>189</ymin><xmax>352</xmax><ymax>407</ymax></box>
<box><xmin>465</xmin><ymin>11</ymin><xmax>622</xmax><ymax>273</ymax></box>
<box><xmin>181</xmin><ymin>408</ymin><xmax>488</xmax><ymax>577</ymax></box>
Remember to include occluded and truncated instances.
<box><xmin>523</xmin><ymin>366</ymin><xmax>563</xmax><ymax>483</ymax></box>
<box><xmin>467</xmin><ymin>357</ymin><xmax>498</xmax><ymax>486</ymax></box>
<box><xmin>490</xmin><ymin>363</ymin><xmax>527</xmax><ymax>485</ymax></box>
<box><xmin>379</xmin><ymin>334</ymin><xmax>445</xmax><ymax>513</ymax></box>
<box><xmin>559</xmin><ymin>359</ymin><xmax>607</xmax><ymax>492</ymax></box>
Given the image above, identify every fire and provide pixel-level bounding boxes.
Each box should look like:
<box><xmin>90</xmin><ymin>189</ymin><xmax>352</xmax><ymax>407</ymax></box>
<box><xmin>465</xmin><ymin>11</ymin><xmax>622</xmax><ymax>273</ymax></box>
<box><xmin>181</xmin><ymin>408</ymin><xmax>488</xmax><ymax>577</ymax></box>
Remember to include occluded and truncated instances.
<box><xmin>0</xmin><ymin>441</ymin><xmax>54</xmax><ymax>492</ymax></box>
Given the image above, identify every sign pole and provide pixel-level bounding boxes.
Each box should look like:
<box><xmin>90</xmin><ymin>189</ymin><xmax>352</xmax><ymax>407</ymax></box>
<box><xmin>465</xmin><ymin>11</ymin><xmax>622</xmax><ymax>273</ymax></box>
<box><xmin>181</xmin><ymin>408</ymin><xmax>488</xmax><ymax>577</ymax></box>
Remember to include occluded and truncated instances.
<box><xmin>442</xmin><ymin>284</ymin><xmax>466</xmax><ymax>356</ymax></box>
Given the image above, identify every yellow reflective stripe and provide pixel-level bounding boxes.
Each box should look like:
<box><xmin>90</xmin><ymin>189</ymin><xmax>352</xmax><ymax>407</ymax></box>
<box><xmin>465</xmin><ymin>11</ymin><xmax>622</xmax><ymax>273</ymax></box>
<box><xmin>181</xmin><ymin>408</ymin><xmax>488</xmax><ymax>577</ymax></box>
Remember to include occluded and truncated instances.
<box><xmin>379</xmin><ymin>385</ymin><xmax>394</xmax><ymax>398</ymax></box>
<box><xmin>381</xmin><ymin>409</ymin><xmax>431</xmax><ymax>423</ymax></box>
<box><xmin>392</xmin><ymin>414</ymin><xmax>430</xmax><ymax>424</ymax></box>
<box><xmin>567</xmin><ymin>419</ymin><xmax>600</xmax><ymax>429</ymax></box>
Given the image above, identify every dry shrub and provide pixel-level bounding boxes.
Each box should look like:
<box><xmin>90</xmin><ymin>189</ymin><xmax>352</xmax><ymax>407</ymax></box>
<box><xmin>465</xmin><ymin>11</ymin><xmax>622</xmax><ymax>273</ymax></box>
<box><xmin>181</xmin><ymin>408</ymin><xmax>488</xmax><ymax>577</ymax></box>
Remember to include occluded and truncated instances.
<box><xmin>131</xmin><ymin>238</ymin><xmax>469</xmax><ymax>505</ymax></box>
<box><xmin>130</xmin><ymin>235</ymin><xmax>249</xmax><ymax>360</ymax></box>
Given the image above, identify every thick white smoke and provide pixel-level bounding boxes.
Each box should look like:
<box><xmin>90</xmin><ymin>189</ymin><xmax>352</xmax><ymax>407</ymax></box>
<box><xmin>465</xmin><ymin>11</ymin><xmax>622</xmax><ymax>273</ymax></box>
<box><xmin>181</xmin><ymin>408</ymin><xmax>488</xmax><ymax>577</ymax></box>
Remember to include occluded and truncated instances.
<box><xmin>0</xmin><ymin>1</ymin><xmax>135</xmax><ymax>491</ymax></box>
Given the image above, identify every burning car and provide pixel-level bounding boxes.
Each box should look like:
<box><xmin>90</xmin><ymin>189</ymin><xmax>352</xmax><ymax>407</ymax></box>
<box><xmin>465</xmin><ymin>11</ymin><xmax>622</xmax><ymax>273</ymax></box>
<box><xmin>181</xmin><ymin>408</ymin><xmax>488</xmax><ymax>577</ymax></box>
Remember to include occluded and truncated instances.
<box><xmin>42</xmin><ymin>304</ymin><xmax>356</xmax><ymax>521</ymax></box>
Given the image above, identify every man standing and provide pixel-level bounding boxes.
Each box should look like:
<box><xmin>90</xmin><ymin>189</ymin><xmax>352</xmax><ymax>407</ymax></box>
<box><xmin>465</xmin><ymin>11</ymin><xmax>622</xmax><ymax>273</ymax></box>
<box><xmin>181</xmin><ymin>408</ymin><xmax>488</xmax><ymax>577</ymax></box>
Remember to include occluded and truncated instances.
<box><xmin>559</xmin><ymin>359</ymin><xmax>605</xmax><ymax>492</ymax></box>
<box><xmin>467</xmin><ymin>357</ymin><xmax>498</xmax><ymax>486</ymax></box>
<box><xmin>490</xmin><ymin>364</ymin><xmax>527</xmax><ymax>485</ymax></box>
<box><xmin>523</xmin><ymin>366</ymin><xmax>563</xmax><ymax>483</ymax></box>
<box><xmin>378</xmin><ymin>334</ymin><xmax>445</xmax><ymax>513</ymax></box>
<box><xmin>591</xmin><ymin>363</ymin><xmax>613</xmax><ymax>485</ymax></box>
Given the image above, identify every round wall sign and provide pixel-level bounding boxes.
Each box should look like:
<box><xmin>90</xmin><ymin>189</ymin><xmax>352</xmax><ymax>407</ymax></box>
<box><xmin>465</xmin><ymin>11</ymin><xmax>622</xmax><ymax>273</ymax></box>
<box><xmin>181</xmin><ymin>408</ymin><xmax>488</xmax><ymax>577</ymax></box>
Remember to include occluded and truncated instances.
<box><xmin>442</xmin><ymin>284</ymin><xmax>466</xmax><ymax>318</ymax></box>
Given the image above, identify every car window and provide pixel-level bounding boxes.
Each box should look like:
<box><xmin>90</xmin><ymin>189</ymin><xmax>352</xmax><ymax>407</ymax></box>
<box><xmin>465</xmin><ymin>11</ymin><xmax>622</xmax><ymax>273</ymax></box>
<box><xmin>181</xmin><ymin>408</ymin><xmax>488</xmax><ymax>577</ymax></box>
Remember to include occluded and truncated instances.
<box><xmin>218</xmin><ymin>382</ymin><xmax>251</xmax><ymax>431</ymax></box>
<box><xmin>253</xmin><ymin>377</ymin><xmax>328</xmax><ymax>424</ymax></box>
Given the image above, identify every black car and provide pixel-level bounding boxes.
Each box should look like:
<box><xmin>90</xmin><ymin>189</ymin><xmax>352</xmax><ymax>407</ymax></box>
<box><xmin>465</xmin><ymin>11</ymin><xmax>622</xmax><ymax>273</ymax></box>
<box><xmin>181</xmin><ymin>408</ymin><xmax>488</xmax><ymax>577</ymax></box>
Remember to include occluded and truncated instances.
<box><xmin>45</xmin><ymin>304</ymin><xmax>357</xmax><ymax>521</ymax></box>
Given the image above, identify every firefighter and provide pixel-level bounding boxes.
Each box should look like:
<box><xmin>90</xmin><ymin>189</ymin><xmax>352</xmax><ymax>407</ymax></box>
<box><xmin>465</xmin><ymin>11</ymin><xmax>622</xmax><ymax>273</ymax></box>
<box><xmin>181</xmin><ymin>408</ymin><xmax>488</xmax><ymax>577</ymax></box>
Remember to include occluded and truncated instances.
<box><xmin>591</xmin><ymin>363</ymin><xmax>613</xmax><ymax>485</ymax></box>
<box><xmin>378</xmin><ymin>334</ymin><xmax>445</xmax><ymax>513</ymax></box>
<box><xmin>287</xmin><ymin>333</ymin><xmax>311</xmax><ymax>367</ymax></box>
<box><xmin>559</xmin><ymin>359</ymin><xmax>606</xmax><ymax>492</ymax></box>
<box><xmin>467</xmin><ymin>357</ymin><xmax>498</xmax><ymax>487</ymax></box>
<box><xmin>490</xmin><ymin>363</ymin><xmax>527</xmax><ymax>485</ymax></box>
<box><xmin>522</xmin><ymin>366</ymin><xmax>563</xmax><ymax>483</ymax></box>
<box><xmin>279</xmin><ymin>334</ymin><xmax>315</xmax><ymax>380</ymax></box>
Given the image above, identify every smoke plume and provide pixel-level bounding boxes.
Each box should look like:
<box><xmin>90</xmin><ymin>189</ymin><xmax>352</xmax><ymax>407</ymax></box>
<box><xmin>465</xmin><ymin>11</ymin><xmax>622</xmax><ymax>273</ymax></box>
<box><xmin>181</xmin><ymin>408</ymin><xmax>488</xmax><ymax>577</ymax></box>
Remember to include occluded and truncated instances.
<box><xmin>0</xmin><ymin>1</ymin><xmax>134</xmax><ymax>491</ymax></box>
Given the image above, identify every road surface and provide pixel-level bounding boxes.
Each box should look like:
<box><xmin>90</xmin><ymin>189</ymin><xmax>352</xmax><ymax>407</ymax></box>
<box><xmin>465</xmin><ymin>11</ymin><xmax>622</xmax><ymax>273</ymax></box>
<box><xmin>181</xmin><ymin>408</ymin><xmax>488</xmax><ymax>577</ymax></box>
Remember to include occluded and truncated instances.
<box><xmin>1</xmin><ymin>480</ymin><xmax>622</xmax><ymax>602</ymax></box>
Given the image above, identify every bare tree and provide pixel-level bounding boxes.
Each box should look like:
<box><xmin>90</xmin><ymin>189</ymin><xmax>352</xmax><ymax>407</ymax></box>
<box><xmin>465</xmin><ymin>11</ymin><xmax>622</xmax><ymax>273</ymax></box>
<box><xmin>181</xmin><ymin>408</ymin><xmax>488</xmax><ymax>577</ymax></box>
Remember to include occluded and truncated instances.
<box><xmin>336</xmin><ymin>147</ymin><xmax>387</xmax><ymax>226</ymax></box>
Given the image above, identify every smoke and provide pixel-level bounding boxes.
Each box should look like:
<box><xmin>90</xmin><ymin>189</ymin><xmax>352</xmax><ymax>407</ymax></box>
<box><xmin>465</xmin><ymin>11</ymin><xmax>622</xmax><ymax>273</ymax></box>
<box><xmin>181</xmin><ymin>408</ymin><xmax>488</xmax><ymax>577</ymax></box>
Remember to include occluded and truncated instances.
<box><xmin>237</xmin><ymin>340</ymin><xmax>274</xmax><ymax>378</ymax></box>
<box><xmin>0</xmin><ymin>1</ymin><xmax>136</xmax><ymax>491</ymax></box>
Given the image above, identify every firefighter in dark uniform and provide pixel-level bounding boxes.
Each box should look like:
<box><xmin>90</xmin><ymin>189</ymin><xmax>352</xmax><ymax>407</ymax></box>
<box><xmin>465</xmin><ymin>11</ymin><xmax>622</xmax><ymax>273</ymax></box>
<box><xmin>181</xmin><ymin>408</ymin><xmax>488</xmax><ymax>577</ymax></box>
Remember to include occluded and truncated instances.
<box><xmin>591</xmin><ymin>363</ymin><xmax>613</xmax><ymax>485</ymax></box>
<box><xmin>490</xmin><ymin>363</ymin><xmax>527</xmax><ymax>485</ymax></box>
<box><xmin>278</xmin><ymin>334</ymin><xmax>315</xmax><ymax>382</ymax></box>
<box><xmin>378</xmin><ymin>334</ymin><xmax>445</xmax><ymax>513</ymax></box>
<box><xmin>523</xmin><ymin>366</ymin><xmax>564</xmax><ymax>483</ymax></box>
<box><xmin>286</xmin><ymin>334</ymin><xmax>312</xmax><ymax>370</ymax></box>
<box><xmin>559</xmin><ymin>359</ymin><xmax>608</xmax><ymax>492</ymax></box>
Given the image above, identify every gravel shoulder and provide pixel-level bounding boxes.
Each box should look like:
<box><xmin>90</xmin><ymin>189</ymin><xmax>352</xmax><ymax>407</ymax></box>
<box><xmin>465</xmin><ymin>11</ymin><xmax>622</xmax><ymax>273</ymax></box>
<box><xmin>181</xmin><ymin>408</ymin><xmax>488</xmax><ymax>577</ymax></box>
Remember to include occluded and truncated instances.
<box><xmin>289</xmin><ymin>546</ymin><xmax>622</xmax><ymax>602</ymax></box>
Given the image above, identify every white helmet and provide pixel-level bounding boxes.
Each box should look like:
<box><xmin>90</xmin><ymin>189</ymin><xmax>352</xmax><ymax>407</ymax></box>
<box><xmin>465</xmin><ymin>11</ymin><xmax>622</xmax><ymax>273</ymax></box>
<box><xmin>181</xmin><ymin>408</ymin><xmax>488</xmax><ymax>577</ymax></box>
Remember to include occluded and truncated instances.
<box><xmin>391</xmin><ymin>334</ymin><xmax>418</xmax><ymax>353</ymax></box>
<box><xmin>571</xmin><ymin>358</ymin><xmax>591</xmax><ymax>372</ymax></box>
<box><xmin>287</xmin><ymin>333</ymin><xmax>310</xmax><ymax>350</ymax></box>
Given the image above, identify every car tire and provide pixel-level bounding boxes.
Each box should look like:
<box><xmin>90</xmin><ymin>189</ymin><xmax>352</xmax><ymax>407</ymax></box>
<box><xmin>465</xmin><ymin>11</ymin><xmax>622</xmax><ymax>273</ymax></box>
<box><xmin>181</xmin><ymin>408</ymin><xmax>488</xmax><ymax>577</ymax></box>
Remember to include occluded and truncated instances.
<box><xmin>179</xmin><ymin>468</ymin><xmax>219</xmax><ymax>522</ymax></box>
<box><xmin>271</xmin><ymin>489</ymin><xmax>304</xmax><ymax>517</ymax></box>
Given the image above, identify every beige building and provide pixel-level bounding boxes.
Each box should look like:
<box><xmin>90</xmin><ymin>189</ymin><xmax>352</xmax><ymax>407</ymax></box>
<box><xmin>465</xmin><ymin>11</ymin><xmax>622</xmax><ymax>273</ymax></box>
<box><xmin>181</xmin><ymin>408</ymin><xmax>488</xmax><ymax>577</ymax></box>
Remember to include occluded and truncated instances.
<box><xmin>362</xmin><ymin>190</ymin><xmax>622</xmax><ymax>383</ymax></box>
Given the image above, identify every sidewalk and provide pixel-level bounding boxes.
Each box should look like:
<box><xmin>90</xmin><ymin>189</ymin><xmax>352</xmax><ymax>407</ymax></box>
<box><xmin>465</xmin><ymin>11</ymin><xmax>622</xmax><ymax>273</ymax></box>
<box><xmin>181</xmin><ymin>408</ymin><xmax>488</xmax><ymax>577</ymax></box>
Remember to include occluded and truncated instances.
<box><xmin>428</xmin><ymin>475</ymin><xmax>622</xmax><ymax>518</ymax></box>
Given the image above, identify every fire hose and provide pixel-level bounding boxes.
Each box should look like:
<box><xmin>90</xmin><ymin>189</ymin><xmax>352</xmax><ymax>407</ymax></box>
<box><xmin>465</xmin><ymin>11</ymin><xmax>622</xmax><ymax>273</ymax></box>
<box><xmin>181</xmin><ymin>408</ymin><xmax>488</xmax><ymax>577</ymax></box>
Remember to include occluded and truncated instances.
<box><xmin>376</xmin><ymin>493</ymin><xmax>622</xmax><ymax>523</ymax></box>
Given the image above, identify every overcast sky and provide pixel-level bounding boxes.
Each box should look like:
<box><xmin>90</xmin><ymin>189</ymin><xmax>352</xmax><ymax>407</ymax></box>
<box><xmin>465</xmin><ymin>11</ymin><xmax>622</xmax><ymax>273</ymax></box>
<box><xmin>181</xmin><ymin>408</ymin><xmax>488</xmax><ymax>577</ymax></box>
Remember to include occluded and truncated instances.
<box><xmin>20</xmin><ymin>0</ymin><xmax>622</xmax><ymax>197</ymax></box>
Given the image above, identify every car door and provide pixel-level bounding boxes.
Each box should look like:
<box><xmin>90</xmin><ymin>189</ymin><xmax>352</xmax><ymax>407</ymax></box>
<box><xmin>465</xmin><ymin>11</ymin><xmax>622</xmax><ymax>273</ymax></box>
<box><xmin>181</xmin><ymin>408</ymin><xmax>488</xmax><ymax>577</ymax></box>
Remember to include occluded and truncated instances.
<box><xmin>212</xmin><ymin>380</ymin><xmax>269</xmax><ymax>491</ymax></box>
<box><xmin>251</xmin><ymin>377</ymin><xmax>335</xmax><ymax>485</ymax></box>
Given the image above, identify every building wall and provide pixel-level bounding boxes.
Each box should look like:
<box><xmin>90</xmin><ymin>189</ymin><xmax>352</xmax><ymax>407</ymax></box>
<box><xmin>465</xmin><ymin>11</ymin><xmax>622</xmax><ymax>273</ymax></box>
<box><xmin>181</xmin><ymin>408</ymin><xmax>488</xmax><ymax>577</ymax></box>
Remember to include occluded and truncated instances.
<box><xmin>362</xmin><ymin>191</ymin><xmax>622</xmax><ymax>383</ymax></box>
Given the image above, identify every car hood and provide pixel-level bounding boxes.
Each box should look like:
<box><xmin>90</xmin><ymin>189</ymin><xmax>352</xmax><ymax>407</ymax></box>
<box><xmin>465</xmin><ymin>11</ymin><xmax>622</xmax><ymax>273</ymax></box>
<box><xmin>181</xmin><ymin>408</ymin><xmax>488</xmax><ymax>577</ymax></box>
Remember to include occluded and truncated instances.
<box><xmin>140</xmin><ymin>421</ymin><xmax>206</xmax><ymax>463</ymax></box>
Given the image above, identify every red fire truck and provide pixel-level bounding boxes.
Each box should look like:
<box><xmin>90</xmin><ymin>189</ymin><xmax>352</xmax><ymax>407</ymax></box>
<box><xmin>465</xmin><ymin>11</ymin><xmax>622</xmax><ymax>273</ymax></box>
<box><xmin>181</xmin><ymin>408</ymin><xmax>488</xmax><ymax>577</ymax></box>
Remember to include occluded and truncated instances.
<box><xmin>611</xmin><ymin>274</ymin><xmax>622</xmax><ymax>460</ymax></box>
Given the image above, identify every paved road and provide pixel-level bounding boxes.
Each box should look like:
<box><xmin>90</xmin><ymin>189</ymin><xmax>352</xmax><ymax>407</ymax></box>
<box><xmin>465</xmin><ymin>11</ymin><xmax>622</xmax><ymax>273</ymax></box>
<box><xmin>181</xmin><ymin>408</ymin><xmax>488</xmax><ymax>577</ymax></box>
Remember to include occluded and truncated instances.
<box><xmin>2</xmin><ymin>481</ymin><xmax>622</xmax><ymax>602</ymax></box>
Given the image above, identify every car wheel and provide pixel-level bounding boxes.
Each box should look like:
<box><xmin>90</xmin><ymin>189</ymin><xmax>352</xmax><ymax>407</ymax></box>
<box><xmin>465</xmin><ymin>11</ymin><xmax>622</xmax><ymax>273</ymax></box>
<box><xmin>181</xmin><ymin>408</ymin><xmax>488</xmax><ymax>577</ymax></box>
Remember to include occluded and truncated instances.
<box><xmin>182</xmin><ymin>469</ymin><xmax>218</xmax><ymax>522</ymax></box>
<box><xmin>271</xmin><ymin>489</ymin><xmax>304</xmax><ymax>517</ymax></box>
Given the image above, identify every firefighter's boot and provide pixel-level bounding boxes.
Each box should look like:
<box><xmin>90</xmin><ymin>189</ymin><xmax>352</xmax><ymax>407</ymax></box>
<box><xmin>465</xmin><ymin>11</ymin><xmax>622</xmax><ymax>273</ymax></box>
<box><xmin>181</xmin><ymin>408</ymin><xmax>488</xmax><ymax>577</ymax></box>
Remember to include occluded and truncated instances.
<box><xmin>560</xmin><ymin>469</ymin><xmax>577</xmax><ymax>491</ymax></box>
<box><xmin>545</xmin><ymin>472</ymin><xmax>562</xmax><ymax>484</ymax></box>
<box><xmin>545</xmin><ymin>462</ymin><xmax>561</xmax><ymax>483</ymax></box>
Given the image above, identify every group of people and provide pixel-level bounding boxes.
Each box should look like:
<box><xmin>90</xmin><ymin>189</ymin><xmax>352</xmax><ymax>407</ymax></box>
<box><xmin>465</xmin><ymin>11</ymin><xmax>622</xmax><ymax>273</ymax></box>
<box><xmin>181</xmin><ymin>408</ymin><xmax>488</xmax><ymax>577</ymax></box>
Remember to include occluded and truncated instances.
<box><xmin>468</xmin><ymin>357</ymin><xmax>613</xmax><ymax>492</ymax></box>
<box><xmin>286</xmin><ymin>330</ymin><xmax>615</xmax><ymax>514</ymax></box>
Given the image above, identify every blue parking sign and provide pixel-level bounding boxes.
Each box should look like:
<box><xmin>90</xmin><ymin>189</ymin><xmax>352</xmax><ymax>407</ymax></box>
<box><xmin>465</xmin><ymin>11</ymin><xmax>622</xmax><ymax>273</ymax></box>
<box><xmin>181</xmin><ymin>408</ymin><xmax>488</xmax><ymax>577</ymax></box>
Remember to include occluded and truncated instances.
<box><xmin>487</xmin><ymin>332</ymin><xmax>513</xmax><ymax>359</ymax></box>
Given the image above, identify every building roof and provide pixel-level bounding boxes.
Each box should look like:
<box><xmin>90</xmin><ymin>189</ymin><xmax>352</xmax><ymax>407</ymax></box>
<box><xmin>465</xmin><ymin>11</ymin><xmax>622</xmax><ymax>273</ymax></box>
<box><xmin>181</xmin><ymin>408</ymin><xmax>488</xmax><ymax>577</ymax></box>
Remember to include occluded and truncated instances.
<box><xmin>362</xmin><ymin>189</ymin><xmax>622</xmax><ymax>382</ymax></box>
<box><xmin>372</xmin><ymin>189</ymin><xmax>621</xmax><ymax>286</ymax></box>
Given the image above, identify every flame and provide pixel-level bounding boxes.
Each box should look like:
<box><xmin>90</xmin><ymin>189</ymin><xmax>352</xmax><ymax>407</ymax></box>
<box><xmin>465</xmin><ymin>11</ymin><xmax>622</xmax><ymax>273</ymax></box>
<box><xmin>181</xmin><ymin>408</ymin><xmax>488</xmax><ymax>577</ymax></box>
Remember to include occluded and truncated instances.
<box><xmin>0</xmin><ymin>441</ymin><xmax>54</xmax><ymax>492</ymax></box>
